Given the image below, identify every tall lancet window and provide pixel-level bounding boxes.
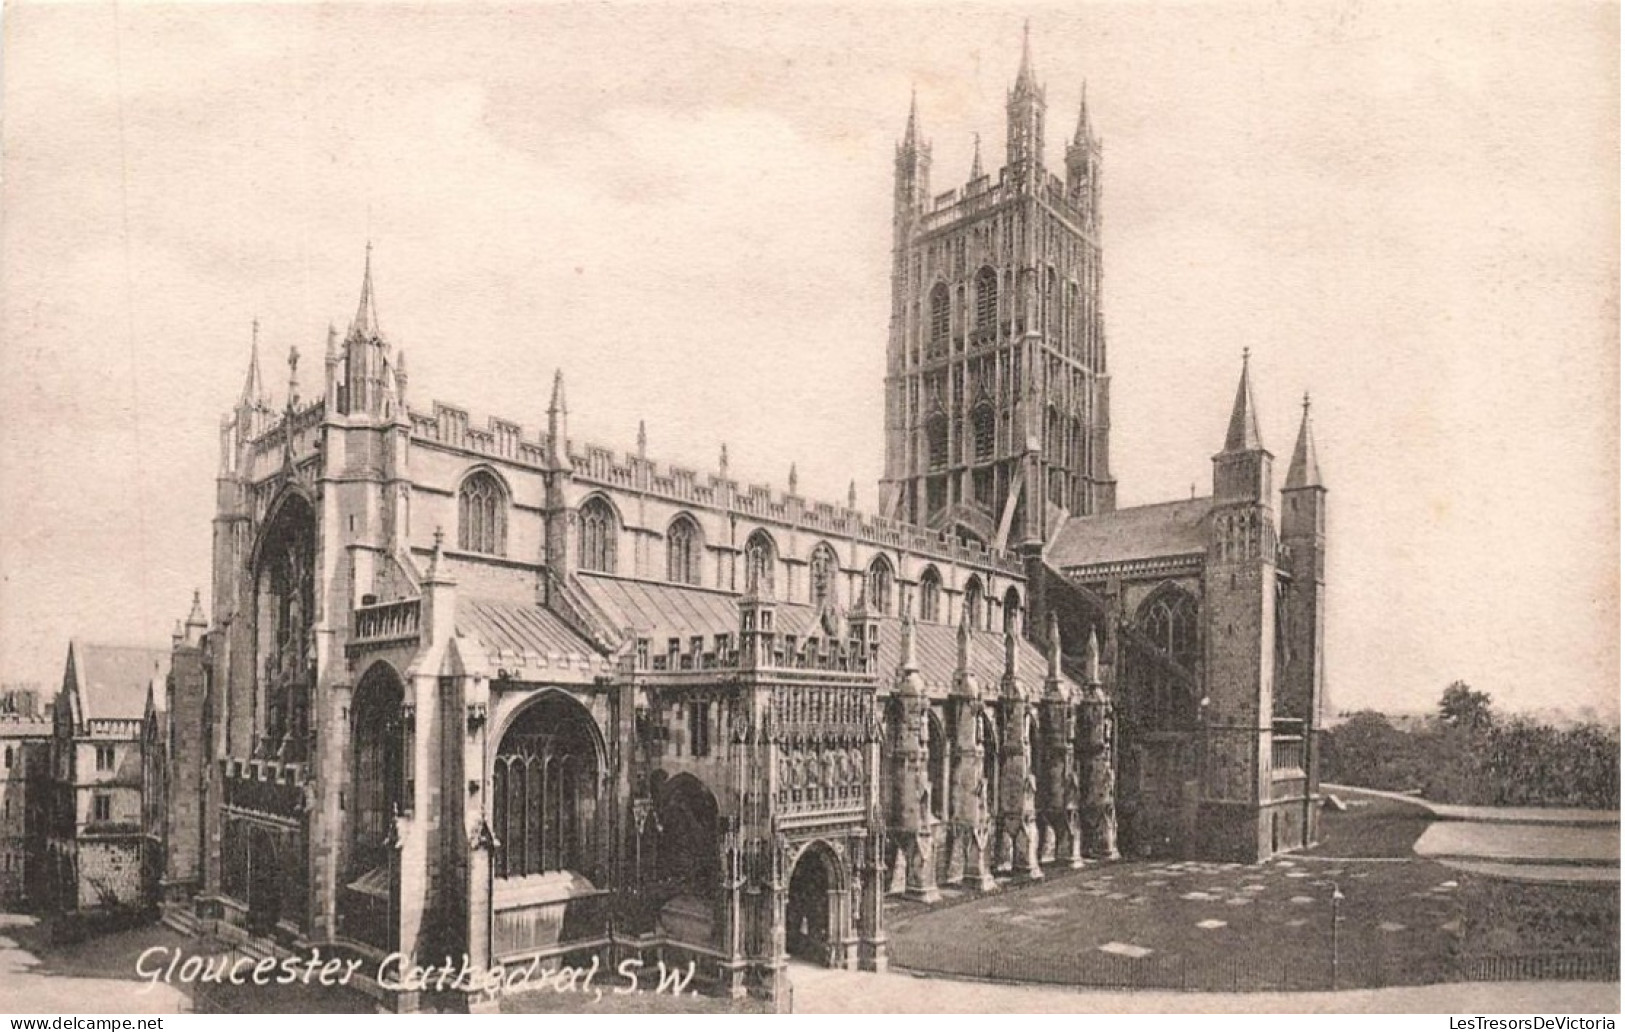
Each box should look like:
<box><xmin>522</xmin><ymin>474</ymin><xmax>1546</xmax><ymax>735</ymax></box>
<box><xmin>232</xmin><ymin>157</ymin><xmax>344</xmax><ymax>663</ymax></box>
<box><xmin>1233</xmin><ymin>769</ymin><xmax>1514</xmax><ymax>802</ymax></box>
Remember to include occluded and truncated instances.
<box><xmin>864</xmin><ymin>556</ymin><xmax>895</xmax><ymax>616</ymax></box>
<box><xmin>744</xmin><ymin>530</ymin><xmax>777</xmax><ymax>597</ymax></box>
<box><xmin>976</xmin><ymin>267</ymin><xmax>998</xmax><ymax>332</ymax></box>
<box><xmin>809</xmin><ymin>543</ymin><xmax>839</xmax><ymax>611</ymax></box>
<box><xmin>918</xmin><ymin>566</ymin><xmax>942</xmax><ymax>623</ymax></box>
<box><xmin>667</xmin><ymin>514</ymin><xmax>702</xmax><ymax>586</ymax></box>
<box><xmin>458</xmin><ymin>470</ymin><xmax>507</xmax><ymax>556</ymax></box>
<box><xmin>579</xmin><ymin>497</ymin><xmax>618</xmax><ymax>573</ymax></box>
<box><xmin>928</xmin><ymin>283</ymin><xmax>950</xmax><ymax>357</ymax></box>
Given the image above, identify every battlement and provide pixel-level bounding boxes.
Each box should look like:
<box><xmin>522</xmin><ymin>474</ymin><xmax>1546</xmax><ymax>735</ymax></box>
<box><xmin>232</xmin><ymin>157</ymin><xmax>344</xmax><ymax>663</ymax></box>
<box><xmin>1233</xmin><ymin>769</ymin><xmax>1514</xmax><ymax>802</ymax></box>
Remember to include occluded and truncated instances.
<box><xmin>403</xmin><ymin>400</ymin><xmax>1026</xmax><ymax>574</ymax></box>
<box><xmin>917</xmin><ymin>165</ymin><xmax>1083</xmax><ymax>235</ymax></box>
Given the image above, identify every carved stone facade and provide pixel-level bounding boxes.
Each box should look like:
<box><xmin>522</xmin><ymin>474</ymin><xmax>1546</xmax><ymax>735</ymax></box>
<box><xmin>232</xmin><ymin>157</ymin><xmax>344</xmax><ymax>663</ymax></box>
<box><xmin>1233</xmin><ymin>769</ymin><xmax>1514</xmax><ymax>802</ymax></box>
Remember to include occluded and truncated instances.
<box><xmin>152</xmin><ymin>33</ymin><xmax>1326</xmax><ymax>1011</ymax></box>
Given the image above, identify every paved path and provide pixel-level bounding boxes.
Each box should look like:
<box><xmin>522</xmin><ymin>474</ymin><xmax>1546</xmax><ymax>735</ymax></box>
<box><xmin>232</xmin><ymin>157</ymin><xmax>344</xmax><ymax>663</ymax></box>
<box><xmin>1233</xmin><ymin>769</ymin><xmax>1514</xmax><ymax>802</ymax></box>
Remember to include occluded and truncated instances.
<box><xmin>0</xmin><ymin>915</ymin><xmax>187</xmax><ymax>1014</ymax></box>
<box><xmin>1325</xmin><ymin>784</ymin><xmax>1620</xmax><ymax>826</ymax></box>
<box><xmin>790</xmin><ymin>964</ymin><xmax>1621</xmax><ymax>1014</ymax></box>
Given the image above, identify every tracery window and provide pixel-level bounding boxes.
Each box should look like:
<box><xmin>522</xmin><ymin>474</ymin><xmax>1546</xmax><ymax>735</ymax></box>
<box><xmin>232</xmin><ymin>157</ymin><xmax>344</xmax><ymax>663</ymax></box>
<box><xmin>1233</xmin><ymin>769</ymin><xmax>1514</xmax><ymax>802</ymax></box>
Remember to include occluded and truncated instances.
<box><xmin>256</xmin><ymin>493</ymin><xmax>315</xmax><ymax>762</ymax></box>
<box><xmin>973</xmin><ymin>401</ymin><xmax>995</xmax><ymax>461</ymax></box>
<box><xmin>491</xmin><ymin>694</ymin><xmax>601</xmax><ymax>880</ymax></box>
<box><xmin>964</xmin><ymin>576</ymin><xmax>985</xmax><ymax>631</ymax></box>
<box><xmin>579</xmin><ymin>497</ymin><xmax>617</xmax><ymax>573</ymax></box>
<box><xmin>666</xmin><ymin>515</ymin><xmax>701</xmax><ymax>585</ymax></box>
<box><xmin>458</xmin><ymin>470</ymin><xmax>507</xmax><ymax>556</ymax></box>
<box><xmin>928</xmin><ymin>283</ymin><xmax>950</xmax><ymax>356</ymax></box>
<box><xmin>809</xmin><ymin>543</ymin><xmax>839</xmax><ymax>611</ymax></box>
<box><xmin>1138</xmin><ymin>589</ymin><xmax>1200</xmax><ymax>731</ymax></box>
<box><xmin>744</xmin><ymin>530</ymin><xmax>777</xmax><ymax>598</ymax></box>
<box><xmin>865</xmin><ymin>557</ymin><xmax>894</xmax><ymax>616</ymax></box>
<box><xmin>918</xmin><ymin>567</ymin><xmax>942</xmax><ymax>623</ymax></box>
<box><xmin>927</xmin><ymin>413</ymin><xmax>949</xmax><ymax>470</ymax></box>
<box><xmin>1002</xmin><ymin>587</ymin><xmax>1022</xmax><ymax>637</ymax></box>
<box><xmin>975</xmin><ymin>267</ymin><xmax>998</xmax><ymax>332</ymax></box>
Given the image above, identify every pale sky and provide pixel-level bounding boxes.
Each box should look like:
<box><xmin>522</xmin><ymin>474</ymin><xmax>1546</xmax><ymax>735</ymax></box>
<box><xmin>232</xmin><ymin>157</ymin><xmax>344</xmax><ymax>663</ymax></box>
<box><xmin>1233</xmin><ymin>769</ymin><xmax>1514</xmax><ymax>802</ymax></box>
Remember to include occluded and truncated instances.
<box><xmin>0</xmin><ymin>2</ymin><xmax>1617</xmax><ymax>718</ymax></box>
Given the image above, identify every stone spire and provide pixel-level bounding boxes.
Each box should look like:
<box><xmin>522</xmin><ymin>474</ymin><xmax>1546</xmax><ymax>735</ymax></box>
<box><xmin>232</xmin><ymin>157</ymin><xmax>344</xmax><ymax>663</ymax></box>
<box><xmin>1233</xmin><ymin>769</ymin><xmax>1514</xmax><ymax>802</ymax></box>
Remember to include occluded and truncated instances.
<box><xmin>1284</xmin><ymin>392</ymin><xmax>1324</xmax><ymax>489</ymax></box>
<box><xmin>238</xmin><ymin>318</ymin><xmax>268</xmax><ymax>410</ymax></box>
<box><xmin>847</xmin><ymin>479</ymin><xmax>857</xmax><ymax>510</ymax></box>
<box><xmin>1013</xmin><ymin>19</ymin><xmax>1038</xmax><ymax>97</ymax></box>
<box><xmin>183</xmin><ymin>589</ymin><xmax>207</xmax><ymax>646</ymax></box>
<box><xmin>1001</xmin><ymin>629</ymin><xmax>1022</xmax><ymax>698</ymax></box>
<box><xmin>547</xmin><ymin>369</ymin><xmax>569</xmax><ymax>468</ymax></box>
<box><xmin>952</xmin><ymin>610</ymin><xmax>980</xmax><ymax>698</ymax></box>
<box><xmin>1222</xmin><ymin>348</ymin><xmax>1265</xmax><ymax>453</ymax></box>
<box><xmin>637</xmin><ymin>419</ymin><xmax>647</xmax><ymax>458</ymax></box>
<box><xmin>903</xmin><ymin>87</ymin><xmax>921</xmax><ymax>150</ymax></box>
<box><xmin>788</xmin><ymin>463</ymin><xmax>798</xmax><ymax>495</ymax></box>
<box><xmin>1084</xmin><ymin>627</ymin><xmax>1101</xmax><ymax>687</ymax></box>
<box><xmin>1073</xmin><ymin>79</ymin><xmax>1094</xmax><ymax>146</ymax></box>
<box><xmin>350</xmin><ymin>241</ymin><xmax>381</xmax><ymax>341</ymax></box>
<box><xmin>969</xmin><ymin>132</ymin><xmax>984</xmax><ymax>179</ymax></box>
<box><xmin>286</xmin><ymin>345</ymin><xmax>301</xmax><ymax>409</ymax></box>
<box><xmin>897</xmin><ymin>613</ymin><xmax>925</xmax><ymax>697</ymax></box>
<box><xmin>719</xmin><ymin>442</ymin><xmax>730</xmax><ymax>480</ymax></box>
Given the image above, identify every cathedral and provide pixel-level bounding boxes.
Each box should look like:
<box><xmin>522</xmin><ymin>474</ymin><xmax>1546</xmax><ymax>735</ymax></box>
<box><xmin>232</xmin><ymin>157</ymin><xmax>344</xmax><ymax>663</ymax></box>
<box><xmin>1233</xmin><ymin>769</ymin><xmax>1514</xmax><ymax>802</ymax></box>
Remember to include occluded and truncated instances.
<box><xmin>157</xmin><ymin>33</ymin><xmax>1327</xmax><ymax>1009</ymax></box>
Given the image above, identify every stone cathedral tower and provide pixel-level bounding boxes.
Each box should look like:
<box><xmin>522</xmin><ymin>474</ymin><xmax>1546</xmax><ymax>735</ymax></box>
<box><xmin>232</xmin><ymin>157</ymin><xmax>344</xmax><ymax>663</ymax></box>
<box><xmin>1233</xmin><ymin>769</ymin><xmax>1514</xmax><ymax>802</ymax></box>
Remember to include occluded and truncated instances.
<box><xmin>880</xmin><ymin>27</ymin><xmax>1114</xmax><ymax>551</ymax></box>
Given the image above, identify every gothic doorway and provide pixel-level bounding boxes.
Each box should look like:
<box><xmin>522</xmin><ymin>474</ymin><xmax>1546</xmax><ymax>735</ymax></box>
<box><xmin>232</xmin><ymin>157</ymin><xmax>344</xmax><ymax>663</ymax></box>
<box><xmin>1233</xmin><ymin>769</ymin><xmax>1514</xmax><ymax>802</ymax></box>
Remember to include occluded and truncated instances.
<box><xmin>341</xmin><ymin>662</ymin><xmax>405</xmax><ymax>951</ymax></box>
<box><xmin>648</xmin><ymin>773</ymin><xmax>719</xmax><ymax>946</ymax></box>
<box><xmin>785</xmin><ymin>841</ymin><xmax>843</xmax><ymax>967</ymax></box>
<box><xmin>246</xmin><ymin>827</ymin><xmax>281</xmax><ymax>936</ymax></box>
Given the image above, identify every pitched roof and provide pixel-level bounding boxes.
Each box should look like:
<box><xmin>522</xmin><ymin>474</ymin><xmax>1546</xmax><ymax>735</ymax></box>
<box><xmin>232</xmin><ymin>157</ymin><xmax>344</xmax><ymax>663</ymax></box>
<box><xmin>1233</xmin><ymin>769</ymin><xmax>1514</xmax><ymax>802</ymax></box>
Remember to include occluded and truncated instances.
<box><xmin>68</xmin><ymin>642</ymin><xmax>170</xmax><ymax>722</ymax></box>
<box><xmin>577</xmin><ymin>574</ymin><xmax>753</xmax><ymax>642</ymax></box>
<box><xmin>1223</xmin><ymin>355</ymin><xmax>1265</xmax><ymax>452</ymax></box>
<box><xmin>1285</xmin><ymin>401</ymin><xmax>1325</xmax><ymax>490</ymax></box>
<box><xmin>874</xmin><ymin>617</ymin><xmax>1054</xmax><ymax>696</ymax></box>
<box><xmin>455</xmin><ymin>596</ymin><xmax>607</xmax><ymax>673</ymax></box>
<box><xmin>1047</xmin><ymin>497</ymin><xmax>1212</xmax><ymax>570</ymax></box>
<box><xmin>576</xmin><ymin>573</ymin><xmax>1066</xmax><ymax>696</ymax></box>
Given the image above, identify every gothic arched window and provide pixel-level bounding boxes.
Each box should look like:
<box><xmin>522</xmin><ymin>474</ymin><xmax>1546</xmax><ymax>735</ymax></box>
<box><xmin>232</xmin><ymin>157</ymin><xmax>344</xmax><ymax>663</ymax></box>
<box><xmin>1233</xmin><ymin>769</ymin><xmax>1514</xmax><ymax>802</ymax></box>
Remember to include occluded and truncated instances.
<box><xmin>918</xmin><ymin>566</ymin><xmax>942</xmax><ymax>623</ymax></box>
<box><xmin>809</xmin><ymin>543</ymin><xmax>839</xmax><ymax>610</ymax></box>
<box><xmin>458</xmin><ymin>470</ymin><xmax>507</xmax><ymax>556</ymax></box>
<box><xmin>975</xmin><ymin>267</ymin><xmax>998</xmax><ymax>332</ymax></box>
<box><xmin>744</xmin><ymin>530</ymin><xmax>777</xmax><ymax>598</ymax></box>
<box><xmin>579</xmin><ymin>497</ymin><xmax>618</xmax><ymax>574</ymax></box>
<box><xmin>666</xmin><ymin>514</ymin><xmax>702</xmax><ymax>585</ymax></box>
<box><xmin>492</xmin><ymin>694</ymin><xmax>602</xmax><ymax>882</ymax></box>
<box><xmin>865</xmin><ymin>556</ymin><xmax>894</xmax><ymax>616</ymax></box>
<box><xmin>972</xmin><ymin>401</ymin><xmax>995</xmax><ymax>461</ymax></box>
<box><xmin>1002</xmin><ymin>586</ymin><xmax>1022</xmax><ymax>637</ymax></box>
<box><xmin>1138</xmin><ymin>588</ymin><xmax>1200</xmax><ymax>731</ymax></box>
<box><xmin>964</xmin><ymin>576</ymin><xmax>985</xmax><ymax>631</ymax></box>
<box><xmin>927</xmin><ymin>412</ymin><xmax>949</xmax><ymax>471</ymax></box>
<box><xmin>928</xmin><ymin>283</ymin><xmax>951</xmax><ymax>356</ymax></box>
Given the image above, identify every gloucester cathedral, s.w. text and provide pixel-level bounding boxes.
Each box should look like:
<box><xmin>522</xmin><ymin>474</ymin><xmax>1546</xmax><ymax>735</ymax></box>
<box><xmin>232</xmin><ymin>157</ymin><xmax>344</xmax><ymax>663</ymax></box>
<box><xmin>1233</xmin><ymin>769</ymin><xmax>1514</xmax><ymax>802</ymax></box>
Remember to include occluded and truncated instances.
<box><xmin>153</xmin><ymin>33</ymin><xmax>1328</xmax><ymax>1009</ymax></box>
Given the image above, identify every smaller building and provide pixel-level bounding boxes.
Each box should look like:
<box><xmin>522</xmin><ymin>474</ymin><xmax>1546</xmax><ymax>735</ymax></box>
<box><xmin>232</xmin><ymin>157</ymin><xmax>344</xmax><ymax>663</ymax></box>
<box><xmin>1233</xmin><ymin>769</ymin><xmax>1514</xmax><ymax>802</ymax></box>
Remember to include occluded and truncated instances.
<box><xmin>46</xmin><ymin>641</ymin><xmax>170</xmax><ymax>917</ymax></box>
<box><xmin>0</xmin><ymin>708</ymin><xmax>52</xmax><ymax>909</ymax></box>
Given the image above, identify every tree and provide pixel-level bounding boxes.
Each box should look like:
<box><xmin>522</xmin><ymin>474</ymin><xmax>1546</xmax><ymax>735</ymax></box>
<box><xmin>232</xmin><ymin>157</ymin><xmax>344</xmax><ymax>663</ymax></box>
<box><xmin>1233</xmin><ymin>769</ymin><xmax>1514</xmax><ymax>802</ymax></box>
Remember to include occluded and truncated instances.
<box><xmin>1438</xmin><ymin>680</ymin><xmax>1494</xmax><ymax>733</ymax></box>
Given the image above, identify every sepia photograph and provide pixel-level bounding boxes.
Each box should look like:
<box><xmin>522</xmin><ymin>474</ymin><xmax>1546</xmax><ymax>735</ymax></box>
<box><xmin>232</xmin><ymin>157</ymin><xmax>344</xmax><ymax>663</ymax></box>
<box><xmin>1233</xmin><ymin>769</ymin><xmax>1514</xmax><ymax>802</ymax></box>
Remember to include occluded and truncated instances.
<box><xmin>0</xmin><ymin>0</ymin><xmax>1618</xmax><ymax>1019</ymax></box>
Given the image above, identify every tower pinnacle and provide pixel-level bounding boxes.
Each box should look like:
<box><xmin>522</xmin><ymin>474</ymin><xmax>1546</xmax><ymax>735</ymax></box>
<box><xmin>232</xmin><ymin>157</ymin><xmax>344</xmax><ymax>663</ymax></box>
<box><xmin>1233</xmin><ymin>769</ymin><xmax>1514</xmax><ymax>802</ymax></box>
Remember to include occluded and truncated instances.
<box><xmin>1223</xmin><ymin>349</ymin><xmax>1265</xmax><ymax>453</ymax></box>
<box><xmin>238</xmin><ymin>319</ymin><xmax>267</xmax><ymax>409</ymax></box>
<box><xmin>1014</xmin><ymin>19</ymin><xmax>1038</xmax><ymax>95</ymax></box>
<box><xmin>350</xmin><ymin>241</ymin><xmax>381</xmax><ymax>341</ymax></box>
<box><xmin>1285</xmin><ymin>392</ymin><xmax>1325</xmax><ymax>489</ymax></box>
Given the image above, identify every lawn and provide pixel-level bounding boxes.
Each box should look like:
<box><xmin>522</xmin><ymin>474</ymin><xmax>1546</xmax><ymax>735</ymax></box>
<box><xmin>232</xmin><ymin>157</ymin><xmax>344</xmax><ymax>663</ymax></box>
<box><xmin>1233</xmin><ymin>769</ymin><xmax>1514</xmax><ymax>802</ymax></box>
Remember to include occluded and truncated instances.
<box><xmin>885</xmin><ymin>798</ymin><xmax>1618</xmax><ymax>992</ymax></box>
